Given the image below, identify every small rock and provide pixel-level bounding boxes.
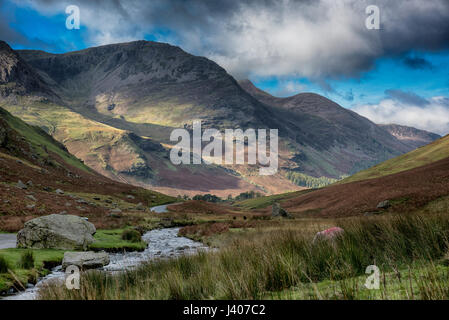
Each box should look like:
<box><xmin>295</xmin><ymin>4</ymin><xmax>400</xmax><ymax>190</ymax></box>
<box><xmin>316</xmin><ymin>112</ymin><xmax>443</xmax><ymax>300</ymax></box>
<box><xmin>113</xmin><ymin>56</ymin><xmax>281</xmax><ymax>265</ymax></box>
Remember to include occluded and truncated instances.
<box><xmin>26</xmin><ymin>204</ymin><xmax>35</xmax><ymax>209</ymax></box>
<box><xmin>110</xmin><ymin>208</ymin><xmax>122</xmax><ymax>213</ymax></box>
<box><xmin>16</xmin><ymin>160</ymin><xmax>23</xmax><ymax>165</ymax></box>
<box><xmin>272</xmin><ymin>202</ymin><xmax>291</xmax><ymax>218</ymax></box>
<box><xmin>16</xmin><ymin>180</ymin><xmax>27</xmax><ymax>189</ymax></box>
<box><xmin>26</xmin><ymin>195</ymin><xmax>37</xmax><ymax>202</ymax></box>
<box><xmin>76</xmin><ymin>199</ymin><xmax>88</xmax><ymax>204</ymax></box>
<box><xmin>58</xmin><ymin>210</ymin><xmax>67</xmax><ymax>215</ymax></box>
<box><xmin>43</xmin><ymin>186</ymin><xmax>51</xmax><ymax>192</ymax></box>
<box><xmin>65</xmin><ymin>202</ymin><xmax>72</xmax><ymax>207</ymax></box>
<box><xmin>26</xmin><ymin>180</ymin><xmax>33</xmax><ymax>187</ymax></box>
<box><xmin>62</xmin><ymin>251</ymin><xmax>110</xmax><ymax>270</ymax></box>
<box><xmin>126</xmin><ymin>195</ymin><xmax>135</xmax><ymax>200</ymax></box>
<box><xmin>377</xmin><ymin>200</ymin><xmax>391</xmax><ymax>209</ymax></box>
<box><xmin>105</xmin><ymin>199</ymin><xmax>112</xmax><ymax>204</ymax></box>
<box><xmin>55</xmin><ymin>189</ymin><xmax>64</xmax><ymax>195</ymax></box>
<box><xmin>135</xmin><ymin>202</ymin><xmax>144</xmax><ymax>210</ymax></box>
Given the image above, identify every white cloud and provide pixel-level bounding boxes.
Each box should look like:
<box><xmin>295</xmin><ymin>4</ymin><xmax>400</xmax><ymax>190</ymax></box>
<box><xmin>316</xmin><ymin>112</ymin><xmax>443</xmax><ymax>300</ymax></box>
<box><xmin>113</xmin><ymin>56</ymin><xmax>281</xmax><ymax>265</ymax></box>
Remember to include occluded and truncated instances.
<box><xmin>353</xmin><ymin>96</ymin><xmax>449</xmax><ymax>135</ymax></box>
<box><xmin>271</xmin><ymin>80</ymin><xmax>306</xmax><ymax>97</ymax></box>
<box><xmin>11</xmin><ymin>0</ymin><xmax>449</xmax><ymax>80</ymax></box>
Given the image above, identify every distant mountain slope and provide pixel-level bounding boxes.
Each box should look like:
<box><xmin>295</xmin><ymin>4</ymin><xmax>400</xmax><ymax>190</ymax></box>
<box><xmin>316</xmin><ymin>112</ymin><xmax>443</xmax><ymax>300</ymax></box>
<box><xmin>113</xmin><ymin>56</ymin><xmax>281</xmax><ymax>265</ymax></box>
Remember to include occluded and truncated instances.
<box><xmin>240</xmin><ymin>142</ymin><xmax>449</xmax><ymax>218</ymax></box>
<box><xmin>340</xmin><ymin>134</ymin><xmax>449</xmax><ymax>184</ymax></box>
<box><xmin>238</xmin><ymin>79</ymin><xmax>413</xmax><ymax>179</ymax></box>
<box><xmin>0</xmin><ymin>40</ymin><xmax>416</xmax><ymax>194</ymax></box>
<box><xmin>280</xmin><ymin>154</ymin><xmax>449</xmax><ymax>218</ymax></box>
<box><xmin>379</xmin><ymin>124</ymin><xmax>440</xmax><ymax>149</ymax></box>
<box><xmin>0</xmin><ymin>106</ymin><xmax>174</xmax><ymax>231</ymax></box>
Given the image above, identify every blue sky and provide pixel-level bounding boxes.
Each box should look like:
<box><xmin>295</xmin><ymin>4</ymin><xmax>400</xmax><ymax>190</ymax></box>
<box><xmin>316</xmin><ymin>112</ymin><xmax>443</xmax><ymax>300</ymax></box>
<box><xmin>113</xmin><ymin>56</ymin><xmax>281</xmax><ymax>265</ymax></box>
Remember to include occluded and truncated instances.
<box><xmin>1</xmin><ymin>0</ymin><xmax>449</xmax><ymax>134</ymax></box>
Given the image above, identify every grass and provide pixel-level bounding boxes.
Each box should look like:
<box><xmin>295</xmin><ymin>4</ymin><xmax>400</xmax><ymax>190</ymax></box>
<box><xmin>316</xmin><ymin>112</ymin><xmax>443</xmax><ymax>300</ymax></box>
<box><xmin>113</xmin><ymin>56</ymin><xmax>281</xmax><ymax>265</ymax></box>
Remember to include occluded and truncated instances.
<box><xmin>121</xmin><ymin>229</ymin><xmax>142</xmax><ymax>243</ymax></box>
<box><xmin>18</xmin><ymin>250</ymin><xmax>35</xmax><ymax>269</ymax></box>
<box><xmin>340</xmin><ymin>134</ymin><xmax>449</xmax><ymax>184</ymax></box>
<box><xmin>271</xmin><ymin>262</ymin><xmax>449</xmax><ymax>300</ymax></box>
<box><xmin>234</xmin><ymin>190</ymin><xmax>314</xmax><ymax>210</ymax></box>
<box><xmin>38</xmin><ymin>213</ymin><xmax>449</xmax><ymax>300</ymax></box>
<box><xmin>0</xmin><ymin>255</ymin><xmax>9</xmax><ymax>273</ymax></box>
<box><xmin>0</xmin><ymin>248</ymin><xmax>64</xmax><ymax>292</ymax></box>
<box><xmin>90</xmin><ymin>229</ymin><xmax>147</xmax><ymax>252</ymax></box>
<box><xmin>0</xmin><ymin>105</ymin><xmax>91</xmax><ymax>173</ymax></box>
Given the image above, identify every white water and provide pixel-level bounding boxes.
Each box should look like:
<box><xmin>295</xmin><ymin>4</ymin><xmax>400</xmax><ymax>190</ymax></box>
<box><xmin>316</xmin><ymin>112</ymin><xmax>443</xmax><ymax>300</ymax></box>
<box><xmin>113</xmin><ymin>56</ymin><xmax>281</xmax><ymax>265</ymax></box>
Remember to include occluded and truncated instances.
<box><xmin>2</xmin><ymin>227</ymin><xmax>208</xmax><ymax>300</ymax></box>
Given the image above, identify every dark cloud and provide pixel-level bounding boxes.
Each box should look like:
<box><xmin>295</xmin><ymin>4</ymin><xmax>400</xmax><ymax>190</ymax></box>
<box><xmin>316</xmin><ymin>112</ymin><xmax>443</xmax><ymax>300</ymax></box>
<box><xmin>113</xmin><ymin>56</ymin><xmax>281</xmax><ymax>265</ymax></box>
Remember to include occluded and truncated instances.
<box><xmin>385</xmin><ymin>89</ymin><xmax>429</xmax><ymax>107</ymax></box>
<box><xmin>9</xmin><ymin>0</ymin><xmax>449</xmax><ymax>79</ymax></box>
<box><xmin>403</xmin><ymin>56</ymin><xmax>434</xmax><ymax>70</ymax></box>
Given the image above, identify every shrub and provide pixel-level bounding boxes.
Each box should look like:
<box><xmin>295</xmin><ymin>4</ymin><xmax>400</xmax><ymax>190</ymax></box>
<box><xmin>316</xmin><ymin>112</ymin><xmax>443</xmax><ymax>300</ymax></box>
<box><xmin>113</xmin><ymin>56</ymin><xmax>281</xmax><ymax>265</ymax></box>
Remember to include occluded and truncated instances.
<box><xmin>18</xmin><ymin>250</ymin><xmax>35</xmax><ymax>269</ymax></box>
<box><xmin>0</xmin><ymin>255</ymin><xmax>10</xmax><ymax>273</ymax></box>
<box><xmin>121</xmin><ymin>229</ymin><xmax>142</xmax><ymax>243</ymax></box>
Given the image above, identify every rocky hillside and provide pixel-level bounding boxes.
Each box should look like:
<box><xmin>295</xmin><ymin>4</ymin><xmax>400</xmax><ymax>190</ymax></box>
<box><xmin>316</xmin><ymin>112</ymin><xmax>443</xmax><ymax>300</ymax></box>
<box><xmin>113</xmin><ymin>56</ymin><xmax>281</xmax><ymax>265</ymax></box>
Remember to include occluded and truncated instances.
<box><xmin>0</xmin><ymin>106</ymin><xmax>174</xmax><ymax>232</ymax></box>
<box><xmin>0</xmin><ymin>41</ymin><xmax>56</xmax><ymax>99</ymax></box>
<box><xmin>0</xmin><ymin>40</ymin><xmax>423</xmax><ymax>195</ymax></box>
<box><xmin>379</xmin><ymin>124</ymin><xmax>440</xmax><ymax>149</ymax></box>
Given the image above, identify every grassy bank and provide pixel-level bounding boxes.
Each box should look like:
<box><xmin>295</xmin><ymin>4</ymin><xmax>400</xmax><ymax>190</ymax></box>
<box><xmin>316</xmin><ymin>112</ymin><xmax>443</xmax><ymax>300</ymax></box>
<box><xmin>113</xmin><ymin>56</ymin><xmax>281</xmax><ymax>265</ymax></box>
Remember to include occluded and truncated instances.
<box><xmin>0</xmin><ymin>249</ymin><xmax>64</xmax><ymax>293</ymax></box>
<box><xmin>90</xmin><ymin>229</ymin><xmax>147</xmax><ymax>252</ymax></box>
<box><xmin>39</xmin><ymin>213</ymin><xmax>449</xmax><ymax>300</ymax></box>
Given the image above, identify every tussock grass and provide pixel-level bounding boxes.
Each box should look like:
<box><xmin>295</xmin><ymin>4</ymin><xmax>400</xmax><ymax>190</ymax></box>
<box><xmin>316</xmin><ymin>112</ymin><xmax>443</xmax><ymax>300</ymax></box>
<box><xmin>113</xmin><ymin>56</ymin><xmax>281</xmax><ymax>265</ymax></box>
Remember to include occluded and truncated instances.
<box><xmin>18</xmin><ymin>250</ymin><xmax>35</xmax><ymax>269</ymax></box>
<box><xmin>0</xmin><ymin>255</ymin><xmax>10</xmax><ymax>273</ymax></box>
<box><xmin>121</xmin><ymin>229</ymin><xmax>142</xmax><ymax>243</ymax></box>
<box><xmin>39</xmin><ymin>214</ymin><xmax>449</xmax><ymax>300</ymax></box>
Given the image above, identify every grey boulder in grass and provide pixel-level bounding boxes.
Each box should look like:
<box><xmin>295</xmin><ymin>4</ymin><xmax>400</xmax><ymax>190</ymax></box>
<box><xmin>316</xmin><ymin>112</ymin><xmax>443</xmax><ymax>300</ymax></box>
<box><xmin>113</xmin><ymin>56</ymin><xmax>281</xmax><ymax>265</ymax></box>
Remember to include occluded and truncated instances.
<box><xmin>62</xmin><ymin>251</ymin><xmax>110</xmax><ymax>270</ymax></box>
<box><xmin>16</xmin><ymin>214</ymin><xmax>96</xmax><ymax>250</ymax></box>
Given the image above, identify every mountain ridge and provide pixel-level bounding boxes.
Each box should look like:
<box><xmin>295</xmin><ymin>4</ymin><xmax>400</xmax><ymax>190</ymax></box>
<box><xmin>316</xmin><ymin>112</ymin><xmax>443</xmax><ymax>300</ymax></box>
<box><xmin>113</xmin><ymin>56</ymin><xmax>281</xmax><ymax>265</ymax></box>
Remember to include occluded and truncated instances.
<box><xmin>0</xmin><ymin>40</ymin><xmax>434</xmax><ymax>195</ymax></box>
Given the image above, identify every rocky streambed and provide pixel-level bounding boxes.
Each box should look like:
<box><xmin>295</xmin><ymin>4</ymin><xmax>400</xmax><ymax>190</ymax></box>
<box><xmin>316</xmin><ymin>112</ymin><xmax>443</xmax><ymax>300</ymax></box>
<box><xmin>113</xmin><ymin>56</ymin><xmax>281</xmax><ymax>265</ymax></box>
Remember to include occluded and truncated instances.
<box><xmin>2</xmin><ymin>227</ymin><xmax>208</xmax><ymax>300</ymax></box>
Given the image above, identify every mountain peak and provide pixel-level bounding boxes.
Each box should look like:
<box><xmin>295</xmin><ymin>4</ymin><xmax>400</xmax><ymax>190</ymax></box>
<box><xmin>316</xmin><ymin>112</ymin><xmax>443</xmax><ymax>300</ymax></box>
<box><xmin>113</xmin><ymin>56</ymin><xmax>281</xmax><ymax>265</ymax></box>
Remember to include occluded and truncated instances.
<box><xmin>0</xmin><ymin>40</ymin><xmax>56</xmax><ymax>99</ymax></box>
<box><xmin>379</xmin><ymin>123</ymin><xmax>441</xmax><ymax>149</ymax></box>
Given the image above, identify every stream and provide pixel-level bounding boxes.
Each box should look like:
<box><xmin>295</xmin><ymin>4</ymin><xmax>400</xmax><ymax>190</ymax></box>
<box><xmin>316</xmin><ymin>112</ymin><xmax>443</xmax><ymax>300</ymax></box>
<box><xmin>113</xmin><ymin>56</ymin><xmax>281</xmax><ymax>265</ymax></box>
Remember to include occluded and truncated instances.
<box><xmin>1</xmin><ymin>204</ymin><xmax>208</xmax><ymax>300</ymax></box>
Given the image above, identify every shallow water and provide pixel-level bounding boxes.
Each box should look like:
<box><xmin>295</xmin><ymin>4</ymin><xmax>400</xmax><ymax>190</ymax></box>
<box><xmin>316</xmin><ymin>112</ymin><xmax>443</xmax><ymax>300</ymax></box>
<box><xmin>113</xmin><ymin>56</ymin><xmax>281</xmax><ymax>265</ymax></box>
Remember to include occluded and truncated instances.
<box><xmin>2</xmin><ymin>227</ymin><xmax>207</xmax><ymax>300</ymax></box>
<box><xmin>150</xmin><ymin>202</ymin><xmax>182</xmax><ymax>213</ymax></box>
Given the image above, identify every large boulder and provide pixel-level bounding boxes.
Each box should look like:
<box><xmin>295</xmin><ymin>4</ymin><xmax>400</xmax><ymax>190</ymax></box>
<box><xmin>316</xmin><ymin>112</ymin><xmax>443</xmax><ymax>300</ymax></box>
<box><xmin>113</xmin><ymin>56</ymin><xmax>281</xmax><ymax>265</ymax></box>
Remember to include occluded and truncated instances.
<box><xmin>62</xmin><ymin>251</ymin><xmax>110</xmax><ymax>270</ymax></box>
<box><xmin>16</xmin><ymin>214</ymin><xmax>96</xmax><ymax>250</ymax></box>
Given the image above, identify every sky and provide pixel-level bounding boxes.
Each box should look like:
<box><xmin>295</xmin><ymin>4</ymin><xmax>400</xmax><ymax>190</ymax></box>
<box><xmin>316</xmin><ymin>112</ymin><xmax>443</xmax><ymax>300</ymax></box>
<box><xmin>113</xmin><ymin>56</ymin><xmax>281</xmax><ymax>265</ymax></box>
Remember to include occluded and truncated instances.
<box><xmin>1</xmin><ymin>0</ymin><xmax>449</xmax><ymax>134</ymax></box>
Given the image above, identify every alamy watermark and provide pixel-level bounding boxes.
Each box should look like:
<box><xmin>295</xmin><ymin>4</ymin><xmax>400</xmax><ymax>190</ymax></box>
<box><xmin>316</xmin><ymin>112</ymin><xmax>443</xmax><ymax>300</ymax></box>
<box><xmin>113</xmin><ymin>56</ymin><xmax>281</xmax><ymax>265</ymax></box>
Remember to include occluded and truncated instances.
<box><xmin>66</xmin><ymin>5</ymin><xmax>80</xmax><ymax>30</ymax></box>
<box><xmin>364</xmin><ymin>265</ymin><xmax>380</xmax><ymax>290</ymax></box>
<box><xmin>365</xmin><ymin>5</ymin><xmax>380</xmax><ymax>30</ymax></box>
<box><xmin>169</xmin><ymin>120</ymin><xmax>278</xmax><ymax>175</ymax></box>
<box><xmin>65</xmin><ymin>265</ymin><xmax>80</xmax><ymax>290</ymax></box>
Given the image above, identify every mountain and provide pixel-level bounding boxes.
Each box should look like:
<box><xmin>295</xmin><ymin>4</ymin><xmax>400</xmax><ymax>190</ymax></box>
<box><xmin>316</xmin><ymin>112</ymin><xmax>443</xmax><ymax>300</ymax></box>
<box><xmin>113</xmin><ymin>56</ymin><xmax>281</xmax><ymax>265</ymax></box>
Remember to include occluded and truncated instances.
<box><xmin>0</xmin><ymin>106</ymin><xmax>174</xmax><ymax>232</ymax></box>
<box><xmin>0</xmin><ymin>41</ymin><xmax>58</xmax><ymax>101</ymax></box>
<box><xmin>0</xmin><ymin>40</ymin><xmax>418</xmax><ymax>195</ymax></box>
<box><xmin>240</xmin><ymin>134</ymin><xmax>449</xmax><ymax>218</ymax></box>
<box><xmin>379</xmin><ymin>124</ymin><xmax>440</xmax><ymax>149</ymax></box>
<box><xmin>339</xmin><ymin>133</ymin><xmax>449</xmax><ymax>184</ymax></box>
